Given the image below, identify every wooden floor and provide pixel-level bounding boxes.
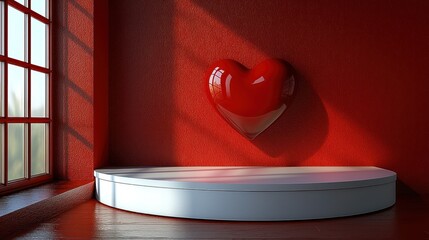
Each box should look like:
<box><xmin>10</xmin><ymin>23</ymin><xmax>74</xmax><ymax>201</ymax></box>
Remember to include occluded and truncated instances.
<box><xmin>9</xmin><ymin>194</ymin><xmax>429</xmax><ymax>239</ymax></box>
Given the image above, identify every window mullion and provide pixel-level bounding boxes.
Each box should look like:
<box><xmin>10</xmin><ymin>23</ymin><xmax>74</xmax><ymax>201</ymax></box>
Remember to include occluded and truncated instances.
<box><xmin>27</xmin><ymin>121</ymin><xmax>30</xmax><ymax>179</ymax></box>
<box><xmin>30</xmin><ymin>10</ymin><xmax>48</xmax><ymax>24</ymax></box>
<box><xmin>0</xmin><ymin>57</ymin><xmax>49</xmax><ymax>73</ymax></box>
<box><xmin>3</xmin><ymin>122</ymin><xmax>7</xmax><ymax>185</ymax></box>
<box><xmin>27</xmin><ymin>0</ymin><xmax>31</xmax><ymax>179</ymax></box>
<box><xmin>3</xmin><ymin>0</ymin><xmax>8</xmax><ymax>187</ymax></box>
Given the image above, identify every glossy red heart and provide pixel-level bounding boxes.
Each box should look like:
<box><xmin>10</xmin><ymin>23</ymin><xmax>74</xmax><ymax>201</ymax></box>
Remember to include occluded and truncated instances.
<box><xmin>206</xmin><ymin>59</ymin><xmax>295</xmax><ymax>140</ymax></box>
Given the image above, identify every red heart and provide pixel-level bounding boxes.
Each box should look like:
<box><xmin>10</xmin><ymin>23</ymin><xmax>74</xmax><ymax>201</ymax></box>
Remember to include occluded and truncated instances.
<box><xmin>206</xmin><ymin>59</ymin><xmax>295</xmax><ymax>140</ymax></box>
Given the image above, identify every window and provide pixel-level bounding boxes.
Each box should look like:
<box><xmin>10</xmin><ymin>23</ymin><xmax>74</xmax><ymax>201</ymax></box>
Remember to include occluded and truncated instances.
<box><xmin>0</xmin><ymin>0</ymin><xmax>51</xmax><ymax>195</ymax></box>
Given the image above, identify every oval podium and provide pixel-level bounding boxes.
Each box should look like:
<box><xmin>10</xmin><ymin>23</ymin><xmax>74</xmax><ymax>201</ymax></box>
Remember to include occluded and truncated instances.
<box><xmin>94</xmin><ymin>166</ymin><xmax>396</xmax><ymax>221</ymax></box>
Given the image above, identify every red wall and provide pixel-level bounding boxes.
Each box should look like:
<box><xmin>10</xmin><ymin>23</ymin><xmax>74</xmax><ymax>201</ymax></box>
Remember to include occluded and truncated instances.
<box><xmin>54</xmin><ymin>0</ymin><xmax>109</xmax><ymax>180</ymax></box>
<box><xmin>108</xmin><ymin>0</ymin><xmax>429</xmax><ymax>194</ymax></box>
<box><xmin>54</xmin><ymin>0</ymin><xmax>94</xmax><ymax>180</ymax></box>
<box><xmin>94</xmin><ymin>0</ymin><xmax>109</xmax><ymax>171</ymax></box>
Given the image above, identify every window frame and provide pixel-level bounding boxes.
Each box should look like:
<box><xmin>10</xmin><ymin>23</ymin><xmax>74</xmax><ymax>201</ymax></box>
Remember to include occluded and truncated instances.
<box><xmin>0</xmin><ymin>0</ymin><xmax>52</xmax><ymax>195</ymax></box>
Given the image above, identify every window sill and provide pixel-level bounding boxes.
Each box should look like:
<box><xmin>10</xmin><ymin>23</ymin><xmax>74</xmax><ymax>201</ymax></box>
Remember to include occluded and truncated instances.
<box><xmin>0</xmin><ymin>180</ymin><xmax>94</xmax><ymax>238</ymax></box>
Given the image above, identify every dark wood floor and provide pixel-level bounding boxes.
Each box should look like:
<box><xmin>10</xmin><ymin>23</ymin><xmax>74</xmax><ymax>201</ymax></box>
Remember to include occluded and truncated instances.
<box><xmin>9</xmin><ymin>194</ymin><xmax>429</xmax><ymax>239</ymax></box>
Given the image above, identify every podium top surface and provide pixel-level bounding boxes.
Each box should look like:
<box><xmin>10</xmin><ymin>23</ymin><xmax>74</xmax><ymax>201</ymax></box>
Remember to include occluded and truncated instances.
<box><xmin>94</xmin><ymin>166</ymin><xmax>396</xmax><ymax>192</ymax></box>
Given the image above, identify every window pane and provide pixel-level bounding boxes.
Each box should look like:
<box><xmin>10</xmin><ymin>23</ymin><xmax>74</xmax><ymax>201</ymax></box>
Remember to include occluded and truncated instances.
<box><xmin>15</xmin><ymin>0</ymin><xmax>27</xmax><ymax>7</ymax></box>
<box><xmin>31</xmin><ymin>123</ymin><xmax>47</xmax><ymax>176</ymax></box>
<box><xmin>7</xmin><ymin>6</ymin><xmax>27</xmax><ymax>62</ymax></box>
<box><xmin>31</xmin><ymin>17</ymin><xmax>47</xmax><ymax>67</ymax></box>
<box><xmin>31</xmin><ymin>70</ymin><xmax>47</xmax><ymax>117</ymax></box>
<box><xmin>8</xmin><ymin>64</ymin><xmax>27</xmax><ymax>117</ymax></box>
<box><xmin>0</xmin><ymin>124</ymin><xmax>3</xmax><ymax>184</ymax></box>
<box><xmin>8</xmin><ymin>123</ymin><xmax>26</xmax><ymax>181</ymax></box>
<box><xmin>0</xmin><ymin>62</ymin><xmax>4</xmax><ymax>117</ymax></box>
<box><xmin>31</xmin><ymin>0</ymin><xmax>48</xmax><ymax>18</ymax></box>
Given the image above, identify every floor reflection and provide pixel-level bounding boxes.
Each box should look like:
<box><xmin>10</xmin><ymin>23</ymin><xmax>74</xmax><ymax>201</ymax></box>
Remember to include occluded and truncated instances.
<box><xmin>15</xmin><ymin>195</ymin><xmax>429</xmax><ymax>239</ymax></box>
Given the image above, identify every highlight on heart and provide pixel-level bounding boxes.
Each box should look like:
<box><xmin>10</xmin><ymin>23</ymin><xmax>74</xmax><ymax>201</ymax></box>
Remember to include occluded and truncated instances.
<box><xmin>206</xmin><ymin>59</ymin><xmax>295</xmax><ymax>140</ymax></box>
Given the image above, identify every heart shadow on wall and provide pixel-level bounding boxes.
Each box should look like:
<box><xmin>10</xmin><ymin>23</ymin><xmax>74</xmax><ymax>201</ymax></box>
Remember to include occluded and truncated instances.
<box><xmin>252</xmin><ymin>71</ymin><xmax>328</xmax><ymax>163</ymax></box>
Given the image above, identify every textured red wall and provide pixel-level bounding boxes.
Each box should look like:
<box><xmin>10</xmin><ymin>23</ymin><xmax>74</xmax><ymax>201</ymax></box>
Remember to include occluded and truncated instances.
<box><xmin>54</xmin><ymin>0</ymin><xmax>109</xmax><ymax>180</ymax></box>
<box><xmin>109</xmin><ymin>0</ymin><xmax>429</xmax><ymax>194</ymax></box>
<box><xmin>54</xmin><ymin>0</ymin><xmax>94</xmax><ymax>180</ymax></box>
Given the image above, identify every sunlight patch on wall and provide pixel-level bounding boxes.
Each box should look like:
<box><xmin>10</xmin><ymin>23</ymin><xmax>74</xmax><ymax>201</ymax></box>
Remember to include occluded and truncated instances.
<box><xmin>314</xmin><ymin>102</ymin><xmax>390</xmax><ymax>166</ymax></box>
<box><xmin>170</xmin><ymin>0</ymin><xmax>271</xmax><ymax>165</ymax></box>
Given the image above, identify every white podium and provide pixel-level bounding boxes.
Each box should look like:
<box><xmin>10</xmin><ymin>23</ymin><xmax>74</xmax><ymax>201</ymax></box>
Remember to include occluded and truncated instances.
<box><xmin>94</xmin><ymin>166</ymin><xmax>396</xmax><ymax>221</ymax></box>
